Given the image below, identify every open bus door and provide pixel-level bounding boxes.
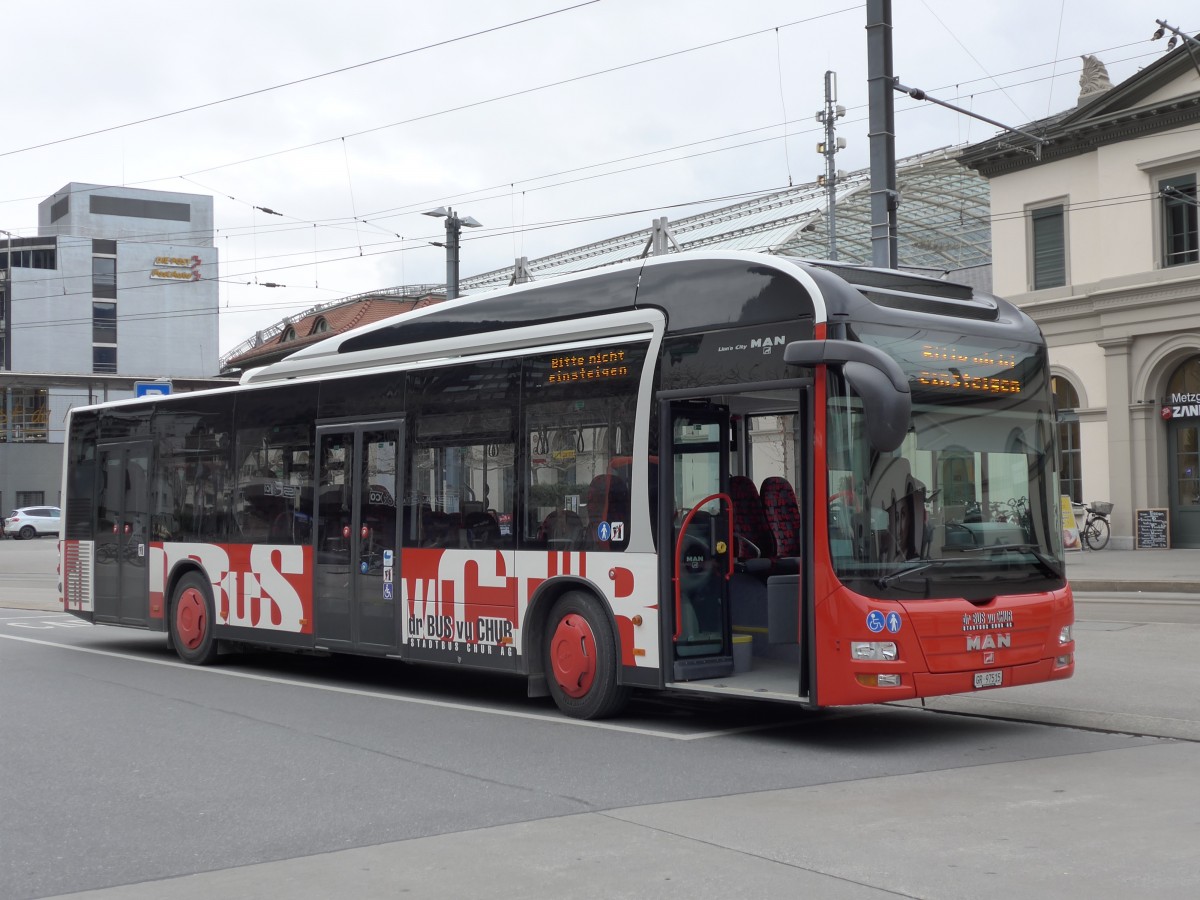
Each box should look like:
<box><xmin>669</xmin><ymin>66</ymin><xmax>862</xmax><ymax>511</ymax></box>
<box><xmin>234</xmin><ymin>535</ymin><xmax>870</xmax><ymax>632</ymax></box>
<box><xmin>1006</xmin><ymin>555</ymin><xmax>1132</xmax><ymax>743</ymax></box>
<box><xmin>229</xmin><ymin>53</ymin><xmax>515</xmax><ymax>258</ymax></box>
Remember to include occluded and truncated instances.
<box><xmin>660</xmin><ymin>385</ymin><xmax>816</xmax><ymax>703</ymax></box>
<box><xmin>93</xmin><ymin>440</ymin><xmax>151</xmax><ymax>626</ymax></box>
<box><xmin>666</xmin><ymin>402</ymin><xmax>735</xmax><ymax>681</ymax></box>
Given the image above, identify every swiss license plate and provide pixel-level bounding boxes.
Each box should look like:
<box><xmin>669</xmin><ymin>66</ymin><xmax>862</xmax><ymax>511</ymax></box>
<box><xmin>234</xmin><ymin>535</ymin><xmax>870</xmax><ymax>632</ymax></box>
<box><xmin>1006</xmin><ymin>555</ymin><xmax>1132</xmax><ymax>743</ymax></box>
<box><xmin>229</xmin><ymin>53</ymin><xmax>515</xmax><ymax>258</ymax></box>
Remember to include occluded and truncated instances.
<box><xmin>974</xmin><ymin>670</ymin><xmax>1003</xmax><ymax>689</ymax></box>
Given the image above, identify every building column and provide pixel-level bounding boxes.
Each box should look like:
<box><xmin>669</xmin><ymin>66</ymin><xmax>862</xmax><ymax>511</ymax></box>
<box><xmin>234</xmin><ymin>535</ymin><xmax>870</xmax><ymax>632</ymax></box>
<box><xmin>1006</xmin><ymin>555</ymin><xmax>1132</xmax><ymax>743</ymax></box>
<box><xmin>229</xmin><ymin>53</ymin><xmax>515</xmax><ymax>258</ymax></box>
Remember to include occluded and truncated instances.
<box><xmin>1099</xmin><ymin>337</ymin><xmax>1133</xmax><ymax>548</ymax></box>
<box><xmin>1130</xmin><ymin>401</ymin><xmax>1162</xmax><ymax>510</ymax></box>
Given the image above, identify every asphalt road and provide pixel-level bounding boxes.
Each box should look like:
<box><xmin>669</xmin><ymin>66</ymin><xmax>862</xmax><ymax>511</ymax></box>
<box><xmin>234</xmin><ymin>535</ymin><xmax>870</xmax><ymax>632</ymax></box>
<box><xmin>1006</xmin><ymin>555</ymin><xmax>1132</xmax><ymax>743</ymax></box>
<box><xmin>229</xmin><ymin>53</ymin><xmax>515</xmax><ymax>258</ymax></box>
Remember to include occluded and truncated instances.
<box><xmin>2</xmin><ymin>538</ymin><xmax>1198</xmax><ymax>898</ymax></box>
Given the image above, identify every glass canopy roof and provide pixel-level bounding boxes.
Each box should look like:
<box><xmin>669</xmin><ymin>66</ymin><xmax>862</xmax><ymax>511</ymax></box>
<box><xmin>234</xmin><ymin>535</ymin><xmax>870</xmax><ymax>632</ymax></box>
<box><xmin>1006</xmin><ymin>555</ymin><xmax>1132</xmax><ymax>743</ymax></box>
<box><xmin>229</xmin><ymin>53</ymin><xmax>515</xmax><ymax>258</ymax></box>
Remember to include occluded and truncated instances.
<box><xmin>461</xmin><ymin>146</ymin><xmax>991</xmax><ymax>293</ymax></box>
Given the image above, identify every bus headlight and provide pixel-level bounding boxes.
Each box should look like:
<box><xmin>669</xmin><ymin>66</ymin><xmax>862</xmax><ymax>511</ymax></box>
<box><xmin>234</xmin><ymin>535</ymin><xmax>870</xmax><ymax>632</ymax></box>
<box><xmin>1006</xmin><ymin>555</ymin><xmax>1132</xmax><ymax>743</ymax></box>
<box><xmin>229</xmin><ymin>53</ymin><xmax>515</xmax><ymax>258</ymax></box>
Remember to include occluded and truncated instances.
<box><xmin>851</xmin><ymin>641</ymin><xmax>898</xmax><ymax>661</ymax></box>
<box><xmin>1059</xmin><ymin>625</ymin><xmax>1073</xmax><ymax>644</ymax></box>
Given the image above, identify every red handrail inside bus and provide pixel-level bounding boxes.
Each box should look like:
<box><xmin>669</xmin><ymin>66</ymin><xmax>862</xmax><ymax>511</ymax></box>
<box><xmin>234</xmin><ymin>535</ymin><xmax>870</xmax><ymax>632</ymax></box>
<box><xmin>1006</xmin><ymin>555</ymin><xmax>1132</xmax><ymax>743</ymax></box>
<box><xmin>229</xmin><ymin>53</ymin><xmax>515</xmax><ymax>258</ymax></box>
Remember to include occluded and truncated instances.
<box><xmin>673</xmin><ymin>492</ymin><xmax>734</xmax><ymax>642</ymax></box>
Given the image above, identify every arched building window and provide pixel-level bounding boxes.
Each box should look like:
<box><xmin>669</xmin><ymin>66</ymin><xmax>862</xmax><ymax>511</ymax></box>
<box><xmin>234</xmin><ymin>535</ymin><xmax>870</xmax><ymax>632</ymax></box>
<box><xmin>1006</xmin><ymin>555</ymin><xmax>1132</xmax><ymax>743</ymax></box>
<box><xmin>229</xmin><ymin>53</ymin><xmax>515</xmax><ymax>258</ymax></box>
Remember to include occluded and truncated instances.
<box><xmin>1166</xmin><ymin>355</ymin><xmax>1200</xmax><ymax>396</ymax></box>
<box><xmin>1052</xmin><ymin>376</ymin><xmax>1081</xmax><ymax>503</ymax></box>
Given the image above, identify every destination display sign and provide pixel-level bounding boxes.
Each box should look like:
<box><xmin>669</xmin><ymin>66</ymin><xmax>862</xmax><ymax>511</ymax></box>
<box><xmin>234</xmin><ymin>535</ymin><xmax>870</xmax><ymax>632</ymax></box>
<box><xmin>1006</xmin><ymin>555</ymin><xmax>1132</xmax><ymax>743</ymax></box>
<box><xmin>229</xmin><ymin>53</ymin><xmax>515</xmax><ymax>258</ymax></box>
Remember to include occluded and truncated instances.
<box><xmin>916</xmin><ymin>344</ymin><xmax>1022</xmax><ymax>396</ymax></box>
<box><xmin>856</xmin><ymin>326</ymin><xmax>1040</xmax><ymax>401</ymax></box>
<box><xmin>547</xmin><ymin>348</ymin><xmax>631</xmax><ymax>385</ymax></box>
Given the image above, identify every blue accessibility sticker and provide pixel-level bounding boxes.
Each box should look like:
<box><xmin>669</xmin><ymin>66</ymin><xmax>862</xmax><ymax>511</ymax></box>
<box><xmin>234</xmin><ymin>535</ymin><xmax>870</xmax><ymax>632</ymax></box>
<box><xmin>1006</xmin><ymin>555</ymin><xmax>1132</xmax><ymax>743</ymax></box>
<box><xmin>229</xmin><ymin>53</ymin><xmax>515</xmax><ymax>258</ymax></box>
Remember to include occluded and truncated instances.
<box><xmin>597</xmin><ymin>521</ymin><xmax>612</xmax><ymax>542</ymax></box>
<box><xmin>885</xmin><ymin>611</ymin><xmax>902</xmax><ymax>634</ymax></box>
<box><xmin>866</xmin><ymin>610</ymin><xmax>886</xmax><ymax>633</ymax></box>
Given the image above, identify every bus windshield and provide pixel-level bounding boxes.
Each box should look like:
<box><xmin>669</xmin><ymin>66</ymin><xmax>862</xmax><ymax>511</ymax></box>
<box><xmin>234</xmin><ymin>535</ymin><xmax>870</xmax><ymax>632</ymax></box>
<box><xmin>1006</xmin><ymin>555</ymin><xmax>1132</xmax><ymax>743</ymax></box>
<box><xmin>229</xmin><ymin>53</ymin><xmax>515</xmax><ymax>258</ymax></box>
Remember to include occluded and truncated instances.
<box><xmin>827</xmin><ymin>324</ymin><xmax>1065</xmax><ymax>599</ymax></box>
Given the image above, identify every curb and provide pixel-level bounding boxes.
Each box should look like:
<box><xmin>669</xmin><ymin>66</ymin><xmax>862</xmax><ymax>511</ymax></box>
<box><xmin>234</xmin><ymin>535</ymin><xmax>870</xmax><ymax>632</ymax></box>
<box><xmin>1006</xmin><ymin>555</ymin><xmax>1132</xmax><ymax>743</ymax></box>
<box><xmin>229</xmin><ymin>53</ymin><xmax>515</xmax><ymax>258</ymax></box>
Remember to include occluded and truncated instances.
<box><xmin>1069</xmin><ymin>580</ymin><xmax>1200</xmax><ymax>595</ymax></box>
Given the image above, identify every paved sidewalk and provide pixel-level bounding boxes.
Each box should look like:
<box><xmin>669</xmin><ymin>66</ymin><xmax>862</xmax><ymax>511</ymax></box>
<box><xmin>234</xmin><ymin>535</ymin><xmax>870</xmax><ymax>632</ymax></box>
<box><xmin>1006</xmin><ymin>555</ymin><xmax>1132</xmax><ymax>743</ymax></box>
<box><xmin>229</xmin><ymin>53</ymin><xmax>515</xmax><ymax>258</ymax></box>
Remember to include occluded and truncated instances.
<box><xmin>1066</xmin><ymin>546</ymin><xmax>1200</xmax><ymax>595</ymax></box>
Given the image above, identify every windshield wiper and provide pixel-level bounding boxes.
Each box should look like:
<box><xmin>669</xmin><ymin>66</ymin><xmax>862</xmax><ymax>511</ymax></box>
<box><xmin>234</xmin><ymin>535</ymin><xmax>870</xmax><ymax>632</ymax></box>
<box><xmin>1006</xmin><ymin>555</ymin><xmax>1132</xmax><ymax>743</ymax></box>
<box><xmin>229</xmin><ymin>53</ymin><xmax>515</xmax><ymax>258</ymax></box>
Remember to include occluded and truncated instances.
<box><xmin>875</xmin><ymin>559</ymin><xmax>953</xmax><ymax>587</ymax></box>
<box><xmin>958</xmin><ymin>543</ymin><xmax>1064</xmax><ymax>579</ymax></box>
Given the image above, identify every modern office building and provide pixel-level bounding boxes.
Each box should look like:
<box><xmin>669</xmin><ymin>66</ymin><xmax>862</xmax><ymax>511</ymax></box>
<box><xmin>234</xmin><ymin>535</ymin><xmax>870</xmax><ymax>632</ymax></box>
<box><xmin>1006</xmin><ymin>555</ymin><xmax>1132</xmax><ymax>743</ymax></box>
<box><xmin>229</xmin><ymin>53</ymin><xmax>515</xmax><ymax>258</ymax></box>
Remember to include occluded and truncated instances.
<box><xmin>1</xmin><ymin>183</ymin><xmax>231</xmax><ymax>516</ymax></box>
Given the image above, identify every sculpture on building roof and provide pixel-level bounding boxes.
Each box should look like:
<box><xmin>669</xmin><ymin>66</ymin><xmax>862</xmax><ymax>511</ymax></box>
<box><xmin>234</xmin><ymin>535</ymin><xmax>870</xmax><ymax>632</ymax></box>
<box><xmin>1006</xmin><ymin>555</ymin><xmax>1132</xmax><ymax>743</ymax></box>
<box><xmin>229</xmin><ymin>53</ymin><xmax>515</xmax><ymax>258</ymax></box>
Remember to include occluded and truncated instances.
<box><xmin>1078</xmin><ymin>54</ymin><xmax>1113</xmax><ymax>103</ymax></box>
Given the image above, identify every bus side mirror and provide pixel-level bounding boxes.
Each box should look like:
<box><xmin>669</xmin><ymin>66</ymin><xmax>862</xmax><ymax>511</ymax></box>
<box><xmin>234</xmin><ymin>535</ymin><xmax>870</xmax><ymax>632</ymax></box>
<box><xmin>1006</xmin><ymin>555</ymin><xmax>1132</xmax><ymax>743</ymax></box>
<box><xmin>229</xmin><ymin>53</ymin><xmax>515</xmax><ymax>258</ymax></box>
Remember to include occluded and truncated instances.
<box><xmin>784</xmin><ymin>339</ymin><xmax>912</xmax><ymax>453</ymax></box>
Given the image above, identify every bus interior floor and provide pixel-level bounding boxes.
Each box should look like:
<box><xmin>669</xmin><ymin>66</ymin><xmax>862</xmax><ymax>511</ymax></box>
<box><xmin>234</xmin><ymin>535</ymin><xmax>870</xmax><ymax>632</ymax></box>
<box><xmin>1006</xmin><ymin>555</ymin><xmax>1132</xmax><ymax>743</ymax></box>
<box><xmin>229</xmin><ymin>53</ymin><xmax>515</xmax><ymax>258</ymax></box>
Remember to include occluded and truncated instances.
<box><xmin>669</xmin><ymin>657</ymin><xmax>803</xmax><ymax>701</ymax></box>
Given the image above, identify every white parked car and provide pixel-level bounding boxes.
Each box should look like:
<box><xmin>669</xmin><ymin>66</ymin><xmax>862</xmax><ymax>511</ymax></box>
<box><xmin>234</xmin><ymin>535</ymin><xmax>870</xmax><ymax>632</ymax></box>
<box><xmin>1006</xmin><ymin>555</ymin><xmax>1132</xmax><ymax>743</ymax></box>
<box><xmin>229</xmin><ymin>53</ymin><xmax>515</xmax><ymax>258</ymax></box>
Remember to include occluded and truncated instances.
<box><xmin>3</xmin><ymin>506</ymin><xmax>62</xmax><ymax>540</ymax></box>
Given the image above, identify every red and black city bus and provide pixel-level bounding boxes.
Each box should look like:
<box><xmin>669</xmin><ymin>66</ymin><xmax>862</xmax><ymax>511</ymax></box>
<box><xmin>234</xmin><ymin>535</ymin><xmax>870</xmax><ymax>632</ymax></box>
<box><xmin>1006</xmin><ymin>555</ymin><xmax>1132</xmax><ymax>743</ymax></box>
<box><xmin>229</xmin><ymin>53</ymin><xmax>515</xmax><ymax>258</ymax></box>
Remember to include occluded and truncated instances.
<box><xmin>60</xmin><ymin>251</ymin><xmax>1074</xmax><ymax>718</ymax></box>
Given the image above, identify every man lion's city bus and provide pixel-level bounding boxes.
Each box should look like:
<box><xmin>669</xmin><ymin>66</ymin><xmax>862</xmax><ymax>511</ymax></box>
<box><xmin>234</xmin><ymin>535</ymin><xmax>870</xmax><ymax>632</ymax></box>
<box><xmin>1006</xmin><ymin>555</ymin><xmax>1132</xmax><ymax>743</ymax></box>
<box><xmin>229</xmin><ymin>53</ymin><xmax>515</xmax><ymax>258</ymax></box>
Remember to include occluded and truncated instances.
<box><xmin>60</xmin><ymin>252</ymin><xmax>1074</xmax><ymax>719</ymax></box>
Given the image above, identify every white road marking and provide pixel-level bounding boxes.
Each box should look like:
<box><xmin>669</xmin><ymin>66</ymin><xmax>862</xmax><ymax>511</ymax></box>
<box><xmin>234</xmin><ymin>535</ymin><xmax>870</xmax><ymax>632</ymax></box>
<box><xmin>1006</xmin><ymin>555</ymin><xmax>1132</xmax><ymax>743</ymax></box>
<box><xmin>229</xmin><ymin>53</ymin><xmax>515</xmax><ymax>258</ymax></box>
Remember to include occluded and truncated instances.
<box><xmin>0</xmin><ymin>631</ymin><xmax>797</xmax><ymax>741</ymax></box>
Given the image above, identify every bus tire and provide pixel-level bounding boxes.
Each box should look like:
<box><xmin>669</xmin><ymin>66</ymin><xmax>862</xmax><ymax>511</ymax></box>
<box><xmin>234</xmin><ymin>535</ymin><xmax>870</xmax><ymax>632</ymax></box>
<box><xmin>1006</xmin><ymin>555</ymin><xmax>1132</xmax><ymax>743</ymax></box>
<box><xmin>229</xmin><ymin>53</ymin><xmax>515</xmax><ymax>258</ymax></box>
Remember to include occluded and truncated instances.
<box><xmin>543</xmin><ymin>590</ymin><xmax>629</xmax><ymax>720</ymax></box>
<box><xmin>170</xmin><ymin>572</ymin><xmax>219</xmax><ymax>665</ymax></box>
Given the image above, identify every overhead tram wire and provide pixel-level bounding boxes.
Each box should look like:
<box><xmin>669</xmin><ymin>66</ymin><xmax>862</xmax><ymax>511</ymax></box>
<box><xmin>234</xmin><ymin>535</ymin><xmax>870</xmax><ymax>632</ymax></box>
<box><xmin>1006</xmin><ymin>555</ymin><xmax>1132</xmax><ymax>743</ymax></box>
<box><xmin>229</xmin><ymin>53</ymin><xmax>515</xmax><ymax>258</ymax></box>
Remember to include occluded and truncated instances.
<box><xmin>6</xmin><ymin>42</ymin><xmax>1178</xmax><ymax>296</ymax></box>
<box><xmin>8</xmin><ymin>182</ymin><xmax>811</xmax><ymax>330</ymax></box>
<box><xmin>7</xmin><ymin>180</ymin><xmax>1173</xmax><ymax>336</ymax></box>
<box><xmin>0</xmin><ymin>1</ymin><xmax>604</xmax><ymax>160</ymax></box>
<box><xmin>320</xmin><ymin>42</ymin><xmax>1172</xmax><ymax>233</ymax></box>
<box><xmin>126</xmin><ymin>6</ymin><xmax>865</xmax><ymax>184</ymax></box>
<box><xmin>163</xmin><ymin>38</ymin><xmax>1173</xmax><ymax>239</ymax></box>
<box><xmin>132</xmin><ymin>54</ymin><xmax>1142</xmax><ymax>252</ymax></box>
<box><xmin>4</xmin><ymin>37</ymin><xmax>1185</xmax><ymax>311</ymax></box>
<box><xmin>149</xmin><ymin>30</ymin><xmax>1162</xmax><ymax>201</ymax></box>
<box><xmin>0</xmin><ymin>31</ymin><xmax>1158</xmax><ymax>220</ymax></box>
<box><xmin>0</xmin><ymin>32</ymin><xmax>1169</xmax><ymax>238</ymax></box>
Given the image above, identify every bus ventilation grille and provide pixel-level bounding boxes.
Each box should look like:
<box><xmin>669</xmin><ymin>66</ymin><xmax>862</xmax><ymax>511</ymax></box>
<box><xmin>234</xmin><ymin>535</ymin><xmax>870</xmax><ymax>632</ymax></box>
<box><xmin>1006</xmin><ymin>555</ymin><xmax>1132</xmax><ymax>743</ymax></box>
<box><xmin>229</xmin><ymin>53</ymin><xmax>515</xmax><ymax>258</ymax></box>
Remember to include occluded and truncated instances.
<box><xmin>63</xmin><ymin>541</ymin><xmax>94</xmax><ymax>610</ymax></box>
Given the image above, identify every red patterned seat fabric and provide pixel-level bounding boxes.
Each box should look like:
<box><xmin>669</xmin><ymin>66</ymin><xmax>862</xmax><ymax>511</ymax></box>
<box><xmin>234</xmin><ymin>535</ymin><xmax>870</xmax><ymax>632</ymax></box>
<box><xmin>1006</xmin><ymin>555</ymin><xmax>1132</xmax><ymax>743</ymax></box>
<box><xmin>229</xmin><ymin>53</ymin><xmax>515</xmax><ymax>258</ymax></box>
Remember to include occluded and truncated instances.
<box><xmin>760</xmin><ymin>476</ymin><xmax>801</xmax><ymax>558</ymax></box>
<box><xmin>729</xmin><ymin>475</ymin><xmax>775</xmax><ymax>559</ymax></box>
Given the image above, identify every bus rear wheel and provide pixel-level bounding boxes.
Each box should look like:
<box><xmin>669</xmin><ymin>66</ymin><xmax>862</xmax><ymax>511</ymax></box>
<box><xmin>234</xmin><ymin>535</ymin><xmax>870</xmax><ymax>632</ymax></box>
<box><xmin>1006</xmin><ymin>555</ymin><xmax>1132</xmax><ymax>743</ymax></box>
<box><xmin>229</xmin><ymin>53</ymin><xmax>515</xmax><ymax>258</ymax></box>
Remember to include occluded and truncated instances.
<box><xmin>170</xmin><ymin>572</ymin><xmax>219</xmax><ymax>665</ymax></box>
<box><xmin>543</xmin><ymin>591</ymin><xmax>629</xmax><ymax>720</ymax></box>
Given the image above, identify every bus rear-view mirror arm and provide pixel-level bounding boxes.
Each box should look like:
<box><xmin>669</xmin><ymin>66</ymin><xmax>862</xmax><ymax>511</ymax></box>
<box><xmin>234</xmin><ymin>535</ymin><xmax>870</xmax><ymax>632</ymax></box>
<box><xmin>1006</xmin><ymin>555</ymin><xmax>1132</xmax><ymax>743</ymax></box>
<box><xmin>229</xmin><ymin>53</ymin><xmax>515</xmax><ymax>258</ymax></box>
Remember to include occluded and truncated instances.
<box><xmin>784</xmin><ymin>339</ymin><xmax>912</xmax><ymax>453</ymax></box>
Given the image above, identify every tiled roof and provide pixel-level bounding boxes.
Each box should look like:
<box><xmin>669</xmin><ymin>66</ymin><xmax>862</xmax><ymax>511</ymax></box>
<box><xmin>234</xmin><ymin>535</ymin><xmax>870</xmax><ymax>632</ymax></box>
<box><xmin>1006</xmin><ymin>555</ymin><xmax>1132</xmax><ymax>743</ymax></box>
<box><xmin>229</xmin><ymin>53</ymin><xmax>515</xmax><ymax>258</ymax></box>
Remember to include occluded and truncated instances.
<box><xmin>223</xmin><ymin>294</ymin><xmax>443</xmax><ymax>370</ymax></box>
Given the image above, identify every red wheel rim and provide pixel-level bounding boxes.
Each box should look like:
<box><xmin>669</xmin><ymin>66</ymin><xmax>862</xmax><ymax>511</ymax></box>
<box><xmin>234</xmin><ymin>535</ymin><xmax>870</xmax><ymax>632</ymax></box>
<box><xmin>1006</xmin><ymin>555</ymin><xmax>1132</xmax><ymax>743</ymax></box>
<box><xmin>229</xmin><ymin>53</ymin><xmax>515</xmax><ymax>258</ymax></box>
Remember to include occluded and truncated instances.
<box><xmin>176</xmin><ymin>587</ymin><xmax>208</xmax><ymax>650</ymax></box>
<box><xmin>549</xmin><ymin>613</ymin><xmax>597</xmax><ymax>698</ymax></box>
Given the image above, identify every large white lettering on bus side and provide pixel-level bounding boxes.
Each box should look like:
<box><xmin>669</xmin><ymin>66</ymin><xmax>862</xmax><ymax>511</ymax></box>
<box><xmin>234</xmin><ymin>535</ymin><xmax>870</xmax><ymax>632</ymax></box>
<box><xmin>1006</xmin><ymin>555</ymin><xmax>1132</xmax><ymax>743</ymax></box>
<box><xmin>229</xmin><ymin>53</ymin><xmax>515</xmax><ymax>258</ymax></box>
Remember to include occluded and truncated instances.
<box><xmin>242</xmin><ymin>545</ymin><xmax>306</xmax><ymax>632</ymax></box>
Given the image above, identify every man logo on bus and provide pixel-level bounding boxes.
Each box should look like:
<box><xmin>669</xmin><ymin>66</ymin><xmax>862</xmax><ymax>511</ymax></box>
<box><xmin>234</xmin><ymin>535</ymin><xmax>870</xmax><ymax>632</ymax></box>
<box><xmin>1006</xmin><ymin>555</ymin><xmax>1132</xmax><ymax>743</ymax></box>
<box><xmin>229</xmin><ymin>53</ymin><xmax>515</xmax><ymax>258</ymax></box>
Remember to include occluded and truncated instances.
<box><xmin>966</xmin><ymin>633</ymin><xmax>1011</xmax><ymax>651</ymax></box>
<box><xmin>750</xmin><ymin>335</ymin><xmax>786</xmax><ymax>355</ymax></box>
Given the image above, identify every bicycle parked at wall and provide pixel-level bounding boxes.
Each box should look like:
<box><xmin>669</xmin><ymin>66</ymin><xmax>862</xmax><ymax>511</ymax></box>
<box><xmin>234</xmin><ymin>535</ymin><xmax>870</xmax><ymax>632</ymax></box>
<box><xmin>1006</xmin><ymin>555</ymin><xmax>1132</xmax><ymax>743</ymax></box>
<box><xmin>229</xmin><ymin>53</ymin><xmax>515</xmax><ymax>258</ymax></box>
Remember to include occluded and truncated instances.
<box><xmin>1076</xmin><ymin>501</ymin><xmax>1113</xmax><ymax>550</ymax></box>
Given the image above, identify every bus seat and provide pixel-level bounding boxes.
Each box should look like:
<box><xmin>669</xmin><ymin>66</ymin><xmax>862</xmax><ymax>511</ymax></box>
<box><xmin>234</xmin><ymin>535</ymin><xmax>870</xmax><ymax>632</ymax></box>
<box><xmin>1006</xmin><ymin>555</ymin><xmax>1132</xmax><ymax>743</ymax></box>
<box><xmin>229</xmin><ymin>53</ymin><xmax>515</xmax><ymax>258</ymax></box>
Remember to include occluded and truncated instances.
<box><xmin>464</xmin><ymin>510</ymin><xmax>501</xmax><ymax>548</ymax></box>
<box><xmin>761</xmin><ymin>476</ymin><xmax>802</xmax><ymax>558</ymax></box>
<box><xmin>538</xmin><ymin>509</ymin><xmax>583</xmax><ymax>549</ymax></box>
<box><xmin>729</xmin><ymin>475</ymin><xmax>775</xmax><ymax>561</ymax></box>
<box><xmin>421</xmin><ymin>509</ymin><xmax>455</xmax><ymax>547</ymax></box>
<box><xmin>584</xmin><ymin>474</ymin><xmax>630</xmax><ymax>549</ymax></box>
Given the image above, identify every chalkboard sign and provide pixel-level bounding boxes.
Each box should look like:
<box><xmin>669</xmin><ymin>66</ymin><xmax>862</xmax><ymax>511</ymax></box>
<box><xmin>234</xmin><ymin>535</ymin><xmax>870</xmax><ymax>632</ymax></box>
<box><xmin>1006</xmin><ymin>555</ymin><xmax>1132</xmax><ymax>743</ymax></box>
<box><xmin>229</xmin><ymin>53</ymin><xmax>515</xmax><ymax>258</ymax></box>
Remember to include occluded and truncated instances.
<box><xmin>1135</xmin><ymin>508</ymin><xmax>1169</xmax><ymax>550</ymax></box>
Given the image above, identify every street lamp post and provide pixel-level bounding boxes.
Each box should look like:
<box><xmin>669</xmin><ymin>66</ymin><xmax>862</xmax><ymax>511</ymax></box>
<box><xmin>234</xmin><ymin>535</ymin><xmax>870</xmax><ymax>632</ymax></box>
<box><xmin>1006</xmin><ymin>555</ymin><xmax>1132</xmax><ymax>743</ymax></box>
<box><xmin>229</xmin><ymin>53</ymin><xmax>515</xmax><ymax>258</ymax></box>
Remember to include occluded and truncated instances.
<box><xmin>1</xmin><ymin>228</ymin><xmax>12</xmax><ymax>372</ymax></box>
<box><xmin>423</xmin><ymin>207</ymin><xmax>481</xmax><ymax>300</ymax></box>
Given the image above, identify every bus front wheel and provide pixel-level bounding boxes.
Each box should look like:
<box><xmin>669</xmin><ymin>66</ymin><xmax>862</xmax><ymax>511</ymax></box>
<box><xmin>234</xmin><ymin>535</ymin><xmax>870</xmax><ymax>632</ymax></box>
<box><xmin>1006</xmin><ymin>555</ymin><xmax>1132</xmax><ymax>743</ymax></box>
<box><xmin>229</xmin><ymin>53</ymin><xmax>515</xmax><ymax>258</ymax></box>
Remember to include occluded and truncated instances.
<box><xmin>170</xmin><ymin>572</ymin><xmax>219</xmax><ymax>665</ymax></box>
<box><xmin>543</xmin><ymin>591</ymin><xmax>629</xmax><ymax>720</ymax></box>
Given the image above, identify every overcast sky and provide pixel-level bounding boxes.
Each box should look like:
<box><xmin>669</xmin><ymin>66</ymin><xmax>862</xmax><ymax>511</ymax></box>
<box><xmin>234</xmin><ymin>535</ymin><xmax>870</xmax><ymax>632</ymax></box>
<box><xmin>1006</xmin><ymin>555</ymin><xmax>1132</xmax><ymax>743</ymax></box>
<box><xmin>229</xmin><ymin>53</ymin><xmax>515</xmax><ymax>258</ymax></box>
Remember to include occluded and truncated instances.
<box><xmin>0</xmin><ymin>0</ymin><xmax>1188</xmax><ymax>356</ymax></box>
